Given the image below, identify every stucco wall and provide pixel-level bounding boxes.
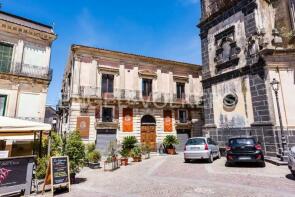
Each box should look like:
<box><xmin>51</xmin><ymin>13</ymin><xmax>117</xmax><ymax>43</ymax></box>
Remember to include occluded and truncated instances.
<box><xmin>269</xmin><ymin>68</ymin><xmax>295</xmax><ymax>127</ymax></box>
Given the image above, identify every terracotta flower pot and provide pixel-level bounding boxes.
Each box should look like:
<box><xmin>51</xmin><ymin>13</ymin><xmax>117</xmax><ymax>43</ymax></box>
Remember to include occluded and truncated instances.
<box><xmin>120</xmin><ymin>158</ymin><xmax>128</xmax><ymax>166</ymax></box>
<box><xmin>167</xmin><ymin>148</ymin><xmax>176</xmax><ymax>155</ymax></box>
<box><xmin>132</xmin><ymin>156</ymin><xmax>142</xmax><ymax>162</ymax></box>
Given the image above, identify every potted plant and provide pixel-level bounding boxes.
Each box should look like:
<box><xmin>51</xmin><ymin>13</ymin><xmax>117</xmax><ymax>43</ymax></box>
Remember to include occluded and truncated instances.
<box><xmin>141</xmin><ymin>144</ymin><xmax>151</xmax><ymax>159</ymax></box>
<box><xmin>64</xmin><ymin>131</ymin><xmax>85</xmax><ymax>183</ymax></box>
<box><xmin>86</xmin><ymin>143</ymin><xmax>101</xmax><ymax>169</ymax></box>
<box><xmin>122</xmin><ymin>136</ymin><xmax>138</xmax><ymax>152</ymax></box>
<box><xmin>131</xmin><ymin>146</ymin><xmax>142</xmax><ymax>162</ymax></box>
<box><xmin>119</xmin><ymin>148</ymin><xmax>129</xmax><ymax>166</ymax></box>
<box><xmin>163</xmin><ymin>135</ymin><xmax>179</xmax><ymax>155</ymax></box>
<box><xmin>104</xmin><ymin>140</ymin><xmax>120</xmax><ymax>171</ymax></box>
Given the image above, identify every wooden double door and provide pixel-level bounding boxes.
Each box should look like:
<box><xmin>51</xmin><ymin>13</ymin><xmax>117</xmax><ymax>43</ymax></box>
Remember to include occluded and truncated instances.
<box><xmin>141</xmin><ymin>124</ymin><xmax>156</xmax><ymax>152</ymax></box>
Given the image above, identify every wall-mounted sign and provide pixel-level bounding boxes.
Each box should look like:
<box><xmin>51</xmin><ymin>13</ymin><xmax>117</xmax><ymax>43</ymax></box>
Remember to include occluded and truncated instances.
<box><xmin>76</xmin><ymin>116</ymin><xmax>90</xmax><ymax>138</ymax></box>
<box><xmin>123</xmin><ymin>108</ymin><xmax>133</xmax><ymax>132</ymax></box>
<box><xmin>164</xmin><ymin>110</ymin><xmax>173</xmax><ymax>132</ymax></box>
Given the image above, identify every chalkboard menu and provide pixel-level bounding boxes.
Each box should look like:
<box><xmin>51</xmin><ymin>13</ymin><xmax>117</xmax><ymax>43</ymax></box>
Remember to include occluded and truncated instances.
<box><xmin>0</xmin><ymin>158</ymin><xmax>28</xmax><ymax>187</ymax></box>
<box><xmin>51</xmin><ymin>156</ymin><xmax>70</xmax><ymax>186</ymax></box>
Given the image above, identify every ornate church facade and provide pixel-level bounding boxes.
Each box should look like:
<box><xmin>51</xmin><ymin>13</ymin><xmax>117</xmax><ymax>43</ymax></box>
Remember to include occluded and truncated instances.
<box><xmin>199</xmin><ymin>0</ymin><xmax>295</xmax><ymax>157</ymax></box>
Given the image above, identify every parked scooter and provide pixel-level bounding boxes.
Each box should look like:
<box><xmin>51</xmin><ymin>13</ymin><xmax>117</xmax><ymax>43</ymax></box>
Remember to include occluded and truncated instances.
<box><xmin>288</xmin><ymin>146</ymin><xmax>295</xmax><ymax>177</ymax></box>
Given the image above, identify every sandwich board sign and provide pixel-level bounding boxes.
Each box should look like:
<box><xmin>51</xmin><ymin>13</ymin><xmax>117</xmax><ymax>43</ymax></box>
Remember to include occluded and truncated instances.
<box><xmin>42</xmin><ymin>156</ymin><xmax>70</xmax><ymax>195</ymax></box>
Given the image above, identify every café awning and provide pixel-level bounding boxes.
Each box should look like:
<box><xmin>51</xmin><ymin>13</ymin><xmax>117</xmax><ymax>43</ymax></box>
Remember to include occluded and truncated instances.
<box><xmin>0</xmin><ymin>116</ymin><xmax>52</xmax><ymax>132</ymax></box>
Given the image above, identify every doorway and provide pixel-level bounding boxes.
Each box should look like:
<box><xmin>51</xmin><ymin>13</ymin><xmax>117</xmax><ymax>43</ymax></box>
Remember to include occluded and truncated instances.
<box><xmin>141</xmin><ymin>115</ymin><xmax>156</xmax><ymax>152</ymax></box>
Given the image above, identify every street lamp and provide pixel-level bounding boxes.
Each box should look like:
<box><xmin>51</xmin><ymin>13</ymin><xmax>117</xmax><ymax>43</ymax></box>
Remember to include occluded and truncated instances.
<box><xmin>270</xmin><ymin>78</ymin><xmax>288</xmax><ymax>161</ymax></box>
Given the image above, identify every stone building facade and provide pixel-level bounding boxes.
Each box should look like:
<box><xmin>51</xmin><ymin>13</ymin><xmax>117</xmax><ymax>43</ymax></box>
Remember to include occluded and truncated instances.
<box><xmin>0</xmin><ymin>11</ymin><xmax>56</xmax><ymax>156</ymax></box>
<box><xmin>199</xmin><ymin>0</ymin><xmax>295</xmax><ymax>157</ymax></box>
<box><xmin>60</xmin><ymin>45</ymin><xmax>203</xmax><ymax>153</ymax></box>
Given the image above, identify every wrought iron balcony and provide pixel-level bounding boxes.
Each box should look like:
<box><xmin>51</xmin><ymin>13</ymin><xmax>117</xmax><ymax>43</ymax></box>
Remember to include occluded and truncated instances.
<box><xmin>0</xmin><ymin>62</ymin><xmax>52</xmax><ymax>81</ymax></box>
<box><xmin>76</xmin><ymin>86</ymin><xmax>201</xmax><ymax>105</ymax></box>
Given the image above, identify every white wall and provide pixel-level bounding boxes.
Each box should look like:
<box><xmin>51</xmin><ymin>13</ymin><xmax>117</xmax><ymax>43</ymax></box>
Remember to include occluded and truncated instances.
<box><xmin>269</xmin><ymin>68</ymin><xmax>295</xmax><ymax>127</ymax></box>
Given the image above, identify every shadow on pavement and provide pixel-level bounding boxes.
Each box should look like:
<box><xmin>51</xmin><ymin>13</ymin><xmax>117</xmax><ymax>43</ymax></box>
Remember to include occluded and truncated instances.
<box><xmin>286</xmin><ymin>174</ymin><xmax>295</xmax><ymax>181</ymax></box>
<box><xmin>72</xmin><ymin>177</ymin><xmax>87</xmax><ymax>184</ymax></box>
<box><xmin>227</xmin><ymin>162</ymin><xmax>264</xmax><ymax>168</ymax></box>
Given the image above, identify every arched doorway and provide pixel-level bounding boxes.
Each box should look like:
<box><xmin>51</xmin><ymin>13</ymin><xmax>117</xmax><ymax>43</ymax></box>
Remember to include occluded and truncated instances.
<box><xmin>141</xmin><ymin>115</ymin><xmax>157</xmax><ymax>152</ymax></box>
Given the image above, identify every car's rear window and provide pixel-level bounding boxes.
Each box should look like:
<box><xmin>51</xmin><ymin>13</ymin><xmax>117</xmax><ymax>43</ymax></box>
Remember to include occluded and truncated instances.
<box><xmin>186</xmin><ymin>138</ymin><xmax>206</xmax><ymax>145</ymax></box>
<box><xmin>229</xmin><ymin>138</ymin><xmax>255</xmax><ymax>146</ymax></box>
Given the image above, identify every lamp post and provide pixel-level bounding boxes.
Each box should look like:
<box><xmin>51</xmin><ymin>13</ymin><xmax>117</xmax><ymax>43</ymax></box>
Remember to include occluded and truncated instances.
<box><xmin>270</xmin><ymin>78</ymin><xmax>288</xmax><ymax>161</ymax></box>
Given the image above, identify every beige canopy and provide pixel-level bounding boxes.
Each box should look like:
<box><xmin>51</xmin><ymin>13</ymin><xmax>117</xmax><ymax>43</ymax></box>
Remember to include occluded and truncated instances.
<box><xmin>0</xmin><ymin>116</ymin><xmax>51</xmax><ymax>132</ymax></box>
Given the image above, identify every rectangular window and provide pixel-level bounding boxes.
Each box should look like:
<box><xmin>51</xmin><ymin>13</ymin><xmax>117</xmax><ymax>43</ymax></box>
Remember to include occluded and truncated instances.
<box><xmin>102</xmin><ymin>74</ymin><xmax>114</xmax><ymax>94</ymax></box>
<box><xmin>176</xmin><ymin>83</ymin><xmax>185</xmax><ymax>99</ymax></box>
<box><xmin>142</xmin><ymin>79</ymin><xmax>152</xmax><ymax>97</ymax></box>
<box><xmin>102</xmin><ymin>107</ymin><xmax>113</xmax><ymax>122</ymax></box>
<box><xmin>0</xmin><ymin>43</ymin><xmax>13</xmax><ymax>73</ymax></box>
<box><xmin>0</xmin><ymin>95</ymin><xmax>7</xmax><ymax>116</ymax></box>
<box><xmin>290</xmin><ymin>0</ymin><xmax>295</xmax><ymax>30</ymax></box>
<box><xmin>179</xmin><ymin>110</ymin><xmax>187</xmax><ymax>123</ymax></box>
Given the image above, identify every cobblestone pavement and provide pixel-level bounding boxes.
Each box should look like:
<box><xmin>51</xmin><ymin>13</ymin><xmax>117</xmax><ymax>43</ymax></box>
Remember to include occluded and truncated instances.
<box><xmin>57</xmin><ymin>154</ymin><xmax>295</xmax><ymax>197</ymax></box>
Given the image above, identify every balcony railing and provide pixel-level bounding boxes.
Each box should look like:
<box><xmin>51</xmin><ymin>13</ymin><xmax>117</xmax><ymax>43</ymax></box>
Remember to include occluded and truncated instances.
<box><xmin>76</xmin><ymin>86</ymin><xmax>201</xmax><ymax>104</ymax></box>
<box><xmin>0</xmin><ymin>62</ymin><xmax>52</xmax><ymax>81</ymax></box>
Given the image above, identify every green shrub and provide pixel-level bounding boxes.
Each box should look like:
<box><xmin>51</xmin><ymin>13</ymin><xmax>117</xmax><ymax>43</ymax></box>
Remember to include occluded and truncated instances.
<box><xmin>41</xmin><ymin>132</ymin><xmax>63</xmax><ymax>157</ymax></box>
<box><xmin>130</xmin><ymin>146</ymin><xmax>142</xmax><ymax>158</ymax></box>
<box><xmin>119</xmin><ymin>148</ymin><xmax>130</xmax><ymax>158</ymax></box>
<box><xmin>141</xmin><ymin>144</ymin><xmax>151</xmax><ymax>154</ymax></box>
<box><xmin>122</xmin><ymin>136</ymin><xmax>138</xmax><ymax>151</ymax></box>
<box><xmin>163</xmin><ymin>135</ymin><xmax>179</xmax><ymax>149</ymax></box>
<box><xmin>87</xmin><ymin>150</ymin><xmax>101</xmax><ymax>163</ymax></box>
<box><xmin>86</xmin><ymin>143</ymin><xmax>96</xmax><ymax>153</ymax></box>
<box><xmin>65</xmin><ymin>131</ymin><xmax>85</xmax><ymax>174</ymax></box>
<box><xmin>36</xmin><ymin>156</ymin><xmax>48</xmax><ymax>179</ymax></box>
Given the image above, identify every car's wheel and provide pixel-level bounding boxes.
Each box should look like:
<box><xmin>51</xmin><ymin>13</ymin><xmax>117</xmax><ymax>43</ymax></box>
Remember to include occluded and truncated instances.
<box><xmin>208</xmin><ymin>153</ymin><xmax>213</xmax><ymax>163</ymax></box>
<box><xmin>184</xmin><ymin>159</ymin><xmax>190</xmax><ymax>163</ymax></box>
<box><xmin>225</xmin><ymin>162</ymin><xmax>232</xmax><ymax>167</ymax></box>
<box><xmin>217</xmin><ymin>151</ymin><xmax>221</xmax><ymax>159</ymax></box>
<box><xmin>259</xmin><ymin>161</ymin><xmax>266</xmax><ymax>168</ymax></box>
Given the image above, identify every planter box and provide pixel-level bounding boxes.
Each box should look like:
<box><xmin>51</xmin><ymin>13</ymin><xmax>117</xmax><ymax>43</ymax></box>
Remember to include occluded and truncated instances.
<box><xmin>104</xmin><ymin>159</ymin><xmax>120</xmax><ymax>171</ymax></box>
<box><xmin>167</xmin><ymin>148</ymin><xmax>176</xmax><ymax>155</ymax></box>
<box><xmin>143</xmin><ymin>153</ymin><xmax>150</xmax><ymax>159</ymax></box>
<box><xmin>132</xmin><ymin>156</ymin><xmax>142</xmax><ymax>162</ymax></box>
<box><xmin>89</xmin><ymin>162</ymin><xmax>101</xmax><ymax>169</ymax></box>
<box><xmin>120</xmin><ymin>158</ymin><xmax>128</xmax><ymax>166</ymax></box>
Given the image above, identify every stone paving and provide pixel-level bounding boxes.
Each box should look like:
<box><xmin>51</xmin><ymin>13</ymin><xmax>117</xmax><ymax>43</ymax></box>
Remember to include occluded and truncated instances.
<box><xmin>56</xmin><ymin>154</ymin><xmax>295</xmax><ymax>197</ymax></box>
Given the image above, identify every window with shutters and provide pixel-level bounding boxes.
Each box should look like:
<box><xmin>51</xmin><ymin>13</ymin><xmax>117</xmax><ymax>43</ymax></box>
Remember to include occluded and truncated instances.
<box><xmin>102</xmin><ymin>107</ymin><xmax>113</xmax><ymax>122</ymax></box>
<box><xmin>176</xmin><ymin>83</ymin><xmax>185</xmax><ymax>99</ymax></box>
<box><xmin>290</xmin><ymin>0</ymin><xmax>295</xmax><ymax>30</ymax></box>
<box><xmin>102</xmin><ymin>74</ymin><xmax>114</xmax><ymax>94</ymax></box>
<box><xmin>0</xmin><ymin>43</ymin><xmax>13</xmax><ymax>73</ymax></box>
<box><xmin>142</xmin><ymin>78</ymin><xmax>152</xmax><ymax>97</ymax></box>
<box><xmin>179</xmin><ymin>110</ymin><xmax>188</xmax><ymax>123</ymax></box>
<box><xmin>0</xmin><ymin>95</ymin><xmax>7</xmax><ymax>116</ymax></box>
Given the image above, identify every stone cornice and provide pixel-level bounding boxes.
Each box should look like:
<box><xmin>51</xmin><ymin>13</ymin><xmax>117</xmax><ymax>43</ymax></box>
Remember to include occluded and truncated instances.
<box><xmin>138</xmin><ymin>70</ymin><xmax>157</xmax><ymax>78</ymax></box>
<box><xmin>0</xmin><ymin>19</ymin><xmax>56</xmax><ymax>42</ymax></box>
<box><xmin>173</xmin><ymin>75</ymin><xmax>189</xmax><ymax>83</ymax></box>
<box><xmin>71</xmin><ymin>44</ymin><xmax>201</xmax><ymax>71</ymax></box>
<box><xmin>98</xmin><ymin>66</ymin><xmax>119</xmax><ymax>75</ymax></box>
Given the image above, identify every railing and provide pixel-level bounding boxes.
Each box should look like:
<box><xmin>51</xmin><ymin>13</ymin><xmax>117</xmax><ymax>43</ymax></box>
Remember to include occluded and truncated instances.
<box><xmin>0</xmin><ymin>62</ymin><xmax>52</xmax><ymax>81</ymax></box>
<box><xmin>76</xmin><ymin>86</ymin><xmax>201</xmax><ymax>104</ymax></box>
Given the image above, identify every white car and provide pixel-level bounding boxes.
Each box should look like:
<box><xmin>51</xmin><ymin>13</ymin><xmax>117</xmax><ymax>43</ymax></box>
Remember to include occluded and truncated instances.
<box><xmin>184</xmin><ymin>137</ymin><xmax>221</xmax><ymax>163</ymax></box>
<box><xmin>288</xmin><ymin>146</ymin><xmax>295</xmax><ymax>176</ymax></box>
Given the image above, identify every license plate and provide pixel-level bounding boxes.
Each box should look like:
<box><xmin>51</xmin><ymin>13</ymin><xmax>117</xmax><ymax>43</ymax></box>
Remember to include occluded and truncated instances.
<box><xmin>239</xmin><ymin>156</ymin><xmax>251</xmax><ymax>160</ymax></box>
<box><xmin>190</xmin><ymin>147</ymin><xmax>200</xmax><ymax>151</ymax></box>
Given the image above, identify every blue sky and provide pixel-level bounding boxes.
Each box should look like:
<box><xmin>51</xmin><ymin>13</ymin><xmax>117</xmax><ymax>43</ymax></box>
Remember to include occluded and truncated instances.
<box><xmin>3</xmin><ymin>0</ymin><xmax>202</xmax><ymax>106</ymax></box>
